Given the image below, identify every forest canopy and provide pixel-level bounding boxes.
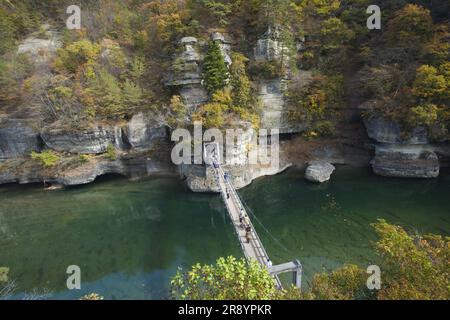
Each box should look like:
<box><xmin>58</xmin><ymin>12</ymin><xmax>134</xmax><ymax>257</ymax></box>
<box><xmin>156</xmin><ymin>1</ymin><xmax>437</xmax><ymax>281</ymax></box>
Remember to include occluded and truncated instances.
<box><xmin>0</xmin><ymin>0</ymin><xmax>448</xmax><ymax>136</ymax></box>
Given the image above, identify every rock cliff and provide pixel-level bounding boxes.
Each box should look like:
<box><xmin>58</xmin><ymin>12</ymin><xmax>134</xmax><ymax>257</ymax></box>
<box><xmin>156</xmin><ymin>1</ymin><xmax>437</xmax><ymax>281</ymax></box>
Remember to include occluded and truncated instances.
<box><xmin>180</xmin><ymin>123</ymin><xmax>291</xmax><ymax>192</ymax></box>
<box><xmin>0</xmin><ymin>119</ymin><xmax>42</xmax><ymax>160</ymax></box>
<box><xmin>364</xmin><ymin>115</ymin><xmax>441</xmax><ymax>178</ymax></box>
<box><xmin>165</xmin><ymin>36</ymin><xmax>208</xmax><ymax>113</ymax></box>
<box><xmin>0</xmin><ymin>112</ymin><xmax>171</xmax><ymax>187</ymax></box>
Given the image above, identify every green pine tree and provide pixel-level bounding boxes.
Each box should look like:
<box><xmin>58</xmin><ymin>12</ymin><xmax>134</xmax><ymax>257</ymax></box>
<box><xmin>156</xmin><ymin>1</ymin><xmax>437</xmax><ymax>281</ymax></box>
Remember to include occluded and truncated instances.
<box><xmin>203</xmin><ymin>40</ymin><xmax>228</xmax><ymax>95</ymax></box>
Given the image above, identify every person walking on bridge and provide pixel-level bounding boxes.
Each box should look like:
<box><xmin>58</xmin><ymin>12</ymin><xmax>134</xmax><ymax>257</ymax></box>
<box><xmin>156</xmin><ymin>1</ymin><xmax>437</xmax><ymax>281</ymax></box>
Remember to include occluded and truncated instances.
<box><xmin>244</xmin><ymin>215</ymin><xmax>251</xmax><ymax>229</ymax></box>
<box><xmin>245</xmin><ymin>229</ymin><xmax>251</xmax><ymax>244</ymax></box>
<box><xmin>245</xmin><ymin>222</ymin><xmax>252</xmax><ymax>244</ymax></box>
<box><xmin>239</xmin><ymin>211</ymin><xmax>245</xmax><ymax>229</ymax></box>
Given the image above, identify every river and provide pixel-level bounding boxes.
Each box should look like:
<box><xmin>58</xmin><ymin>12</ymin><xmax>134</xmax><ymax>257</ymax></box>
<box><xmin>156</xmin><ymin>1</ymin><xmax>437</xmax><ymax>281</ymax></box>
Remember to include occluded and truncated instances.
<box><xmin>0</xmin><ymin>167</ymin><xmax>449</xmax><ymax>299</ymax></box>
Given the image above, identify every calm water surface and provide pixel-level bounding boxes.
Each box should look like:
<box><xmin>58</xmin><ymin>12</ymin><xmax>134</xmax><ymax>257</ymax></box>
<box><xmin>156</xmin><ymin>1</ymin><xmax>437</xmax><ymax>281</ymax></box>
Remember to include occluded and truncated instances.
<box><xmin>0</xmin><ymin>167</ymin><xmax>449</xmax><ymax>299</ymax></box>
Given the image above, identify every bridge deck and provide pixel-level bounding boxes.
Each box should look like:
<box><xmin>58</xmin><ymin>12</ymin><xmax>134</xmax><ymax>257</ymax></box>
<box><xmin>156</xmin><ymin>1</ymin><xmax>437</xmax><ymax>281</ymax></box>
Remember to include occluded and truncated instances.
<box><xmin>210</xmin><ymin>163</ymin><xmax>283</xmax><ymax>288</ymax></box>
<box><xmin>213</xmin><ymin>166</ymin><xmax>269</xmax><ymax>264</ymax></box>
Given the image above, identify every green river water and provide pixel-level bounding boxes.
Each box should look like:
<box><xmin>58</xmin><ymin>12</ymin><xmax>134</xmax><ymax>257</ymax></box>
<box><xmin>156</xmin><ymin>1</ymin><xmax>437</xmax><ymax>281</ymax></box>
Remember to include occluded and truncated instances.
<box><xmin>0</xmin><ymin>166</ymin><xmax>449</xmax><ymax>299</ymax></box>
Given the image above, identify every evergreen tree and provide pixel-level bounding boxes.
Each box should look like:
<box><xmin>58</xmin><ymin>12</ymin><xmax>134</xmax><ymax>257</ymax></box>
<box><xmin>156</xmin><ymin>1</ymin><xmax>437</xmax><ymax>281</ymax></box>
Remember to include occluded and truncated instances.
<box><xmin>203</xmin><ymin>40</ymin><xmax>228</xmax><ymax>95</ymax></box>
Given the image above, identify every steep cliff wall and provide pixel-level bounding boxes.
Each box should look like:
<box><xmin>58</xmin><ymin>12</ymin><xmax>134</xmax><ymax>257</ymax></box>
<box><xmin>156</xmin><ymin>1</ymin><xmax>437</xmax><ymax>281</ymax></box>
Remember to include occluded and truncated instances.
<box><xmin>0</xmin><ymin>113</ymin><xmax>172</xmax><ymax>186</ymax></box>
<box><xmin>179</xmin><ymin>124</ymin><xmax>291</xmax><ymax>192</ymax></box>
<box><xmin>364</xmin><ymin>115</ymin><xmax>444</xmax><ymax>178</ymax></box>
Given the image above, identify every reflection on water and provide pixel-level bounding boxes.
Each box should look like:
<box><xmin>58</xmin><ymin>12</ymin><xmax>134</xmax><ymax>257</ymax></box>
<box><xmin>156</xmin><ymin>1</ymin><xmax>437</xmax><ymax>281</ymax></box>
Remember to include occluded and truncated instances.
<box><xmin>0</xmin><ymin>167</ymin><xmax>449</xmax><ymax>299</ymax></box>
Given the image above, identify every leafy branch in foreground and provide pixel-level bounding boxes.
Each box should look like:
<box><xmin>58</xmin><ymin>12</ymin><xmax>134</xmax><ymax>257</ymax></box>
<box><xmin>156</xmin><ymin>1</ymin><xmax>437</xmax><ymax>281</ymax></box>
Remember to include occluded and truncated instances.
<box><xmin>170</xmin><ymin>256</ymin><xmax>300</xmax><ymax>300</ymax></box>
<box><xmin>305</xmin><ymin>219</ymin><xmax>449</xmax><ymax>300</ymax></box>
<box><xmin>171</xmin><ymin>220</ymin><xmax>450</xmax><ymax>300</ymax></box>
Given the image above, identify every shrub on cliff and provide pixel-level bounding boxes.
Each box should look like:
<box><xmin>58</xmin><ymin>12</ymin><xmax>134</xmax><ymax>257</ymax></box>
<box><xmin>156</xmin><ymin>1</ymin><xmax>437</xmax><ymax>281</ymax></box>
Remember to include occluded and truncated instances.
<box><xmin>193</xmin><ymin>88</ymin><xmax>233</xmax><ymax>128</ymax></box>
<box><xmin>54</xmin><ymin>40</ymin><xmax>101</xmax><ymax>74</ymax></box>
<box><xmin>31</xmin><ymin>150</ymin><xmax>60</xmax><ymax>168</ymax></box>
<box><xmin>249</xmin><ymin>60</ymin><xmax>284</xmax><ymax>80</ymax></box>
<box><xmin>105</xmin><ymin>144</ymin><xmax>117</xmax><ymax>161</ymax></box>
<box><xmin>167</xmin><ymin>95</ymin><xmax>188</xmax><ymax>128</ymax></box>
<box><xmin>193</xmin><ymin>102</ymin><xmax>227</xmax><ymax>129</ymax></box>
<box><xmin>413</xmin><ymin>65</ymin><xmax>448</xmax><ymax>100</ymax></box>
<box><xmin>85</xmin><ymin>69</ymin><xmax>126</xmax><ymax>120</ymax></box>
<box><xmin>308</xmin><ymin>264</ymin><xmax>374</xmax><ymax>300</ymax></box>
<box><xmin>374</xmin><ymin>220</ymin><xmax>450</xmax><ymax>300</ymax></box>
<box><xmin>287</xmin><ymin>73</ymin><xmax>343</xmax><ymax>137</ymax></box>
<box><xmin>385</xmin><ymin>4</ymin><xmax>434</xmax><ymax>51</ymax></box>
<box><xmin>230</xmin><ymin>53</ymin><xmax>251</xmax><ymax>108</ymax></box>
<box><xmin>406</xmin><ymin>104</ymin><xmax>439</xmax><ymax>127</ymax></box>
<box><xmin>228</xmin><ymin>54</ymin><xmax>261</xmax><ymax>126</ymax></box>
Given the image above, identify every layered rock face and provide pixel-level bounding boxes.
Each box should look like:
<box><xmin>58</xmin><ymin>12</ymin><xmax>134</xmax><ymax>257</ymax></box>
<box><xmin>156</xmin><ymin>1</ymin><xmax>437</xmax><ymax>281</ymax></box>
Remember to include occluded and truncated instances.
<box><xmin>41</xmin><ymin>113</ymin><xmax>167</xmax><ymax>155</ymax></box>
<box><xmin>211</xmin><ymin>32</ymin><xmax>232</xmax><ymax>66</ymax></box>
<box><xmin>0</xmin><ymin>119</ymin><xmax>42</xmax><ymax>160</ymax></box>
<box><xmin>371</xmin><ymin>148</ymin><xmax>439</xmax><ymax>178</ymax></box>
<box><xmin>254</xmin><ymin>27</ymin><xmax>305</xmax><ymax>134</ymax></box>
<box><xmin>0</xmin><ymin>152</ymin><xmax>173</xmax><ymax>186</ymax></box>
<box><xmin>180</xmin><ymin>124</ymin><xmax>291</xmax><ymax>192</ymax></box>
<box><xmin>41</xmin><ymin>125</ymin><xmax>117</xmax><ymax>154</ymax></box>
<box><xmin>126</xmin><ymin>113</ymin><xmax>168</xmax><ymax>150</ymax></box>
<box><xmin>58</xmin><ymin>152</ymin><xmax>173</xmax><ymax>186</ymax></box>
<box><xmin>258</xmin><ymin>80</ymin><xmax>286</xmax><ymax>130</ymax></box>
<box><xmin>165</xmin><ymin>37</ymin><xmax>208</xmax><ymax>113</ymax></box>
<box><xmin>0</xmin><ymin>113</ymin><xmax>171</xmax><ymax>186</ymax></box>
<box><xmin>254</xmin><ymin>26</ymin><xmax>289</xmax><ymax>63</ymax></box>
<box><xmin>364</xmin><ymin>116</ymin><xmax>440</xmax><ymax>178</ymax></box>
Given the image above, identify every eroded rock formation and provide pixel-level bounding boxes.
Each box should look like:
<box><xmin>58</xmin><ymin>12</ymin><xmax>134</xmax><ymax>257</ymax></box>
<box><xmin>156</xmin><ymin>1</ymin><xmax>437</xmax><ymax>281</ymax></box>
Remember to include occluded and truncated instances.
<box><xmin>254</xmin><ymin>27</ymin><xmax>305</xmax><ymax>134</ymax></box>
<box><xmin>364</xmin><ymin>115</ymin><xmax>440</xmax><ymax>178</ymax></box>
<box><xmin>0</xmin><ymin>119</ymin><xmax>42</xmax><ymax>160</ymax></box>
<box><xmin>126</xmin><ymin>113</ymin><xmax>168</xmax><ymax>150</ymax></box>
<box><xmin>305</xmin><ymin>161</ymin><xmax>335</xmax><ymax>183</ymax></box>
<box><xmin>180</xmin><ymin>123</ymin><xmax>291</xmax><ymax>192</ymax></box>
<box><xmin>165</xmin><ymin>36</ymin><xmax>208</xmax><ymax>113</ymax></box>
<box><xmin>41</xmin><ymin>125</ymin><xmax>118</xmax><ymax>154</ymax></box>
<box><xmin>0</xmin><ymin>113</ymin><xmax>171</xmax><ymax>186</ymax></box>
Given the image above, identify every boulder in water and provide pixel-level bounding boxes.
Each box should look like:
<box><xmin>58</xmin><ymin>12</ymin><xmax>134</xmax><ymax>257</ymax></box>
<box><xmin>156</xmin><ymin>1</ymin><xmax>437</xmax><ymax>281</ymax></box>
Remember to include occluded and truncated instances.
<box><xmin>305</xmin><ymin>161</ymin><xmax>335</xmax><ymax>183</ymax></box>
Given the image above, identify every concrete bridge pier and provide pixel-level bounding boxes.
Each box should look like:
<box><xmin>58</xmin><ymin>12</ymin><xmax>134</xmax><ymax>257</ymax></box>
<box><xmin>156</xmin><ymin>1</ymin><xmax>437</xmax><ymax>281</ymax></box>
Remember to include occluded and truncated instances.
<box><xmin>268</xmin><ymin>259</ymin><xmax>303</xmax><ymax>289</ymax></box>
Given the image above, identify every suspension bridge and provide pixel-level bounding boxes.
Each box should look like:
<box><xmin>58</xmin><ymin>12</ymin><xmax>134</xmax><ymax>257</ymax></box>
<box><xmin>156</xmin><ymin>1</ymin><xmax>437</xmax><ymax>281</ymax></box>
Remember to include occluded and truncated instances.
<box><xmin>204</xmin><ymin>143</ymin><xmax>302</xmax><ymax>290</ymax></box>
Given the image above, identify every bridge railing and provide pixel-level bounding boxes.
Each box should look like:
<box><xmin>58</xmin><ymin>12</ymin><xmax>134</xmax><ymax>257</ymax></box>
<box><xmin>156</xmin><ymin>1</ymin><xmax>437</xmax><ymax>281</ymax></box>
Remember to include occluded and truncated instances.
<box><xmin>216</xmin><ymin>165</ymin><xmax>271</xmax><ymax>265</ymax></box>
<box><xmin>210</xmin><ymin>163</ymin><xmax>263</xmax><ymax>261</ymax></box>
<box><xmin>212</xmin><ymin>166</ymin><xmax>253</xmax><ymax>261</ymax></box>
<box><xmin>205</xmin><ymin>147</ymin><xmax>284</xmax><ymax>289</ymax></box>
